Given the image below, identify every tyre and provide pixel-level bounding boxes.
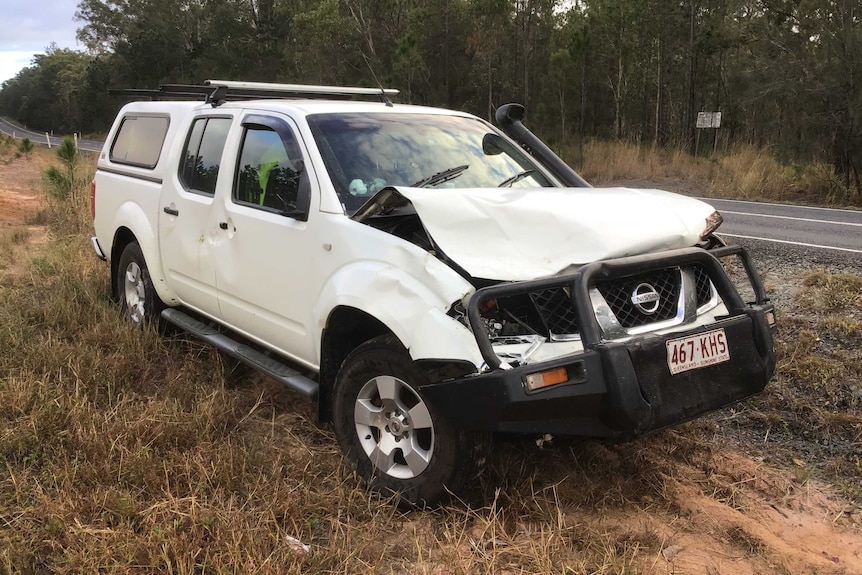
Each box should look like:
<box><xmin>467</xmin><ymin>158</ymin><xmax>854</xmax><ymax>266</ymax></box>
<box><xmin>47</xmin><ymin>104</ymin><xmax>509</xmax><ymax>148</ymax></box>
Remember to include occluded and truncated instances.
<box><xmin>116</xmin><ymin>242</ymin><xmax>165</xmax><ymax>326</ymax></box>
<box><xmin>333</xmin><ymin>335</ymin><xmax>489</xmax><ymax>506</ymax></box>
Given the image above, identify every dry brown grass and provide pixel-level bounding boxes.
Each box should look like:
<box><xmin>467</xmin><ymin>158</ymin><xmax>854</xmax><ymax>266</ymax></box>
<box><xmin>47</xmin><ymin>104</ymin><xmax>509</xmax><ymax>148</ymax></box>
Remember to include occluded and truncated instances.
<box><xmin>579</xmin><ymin>140</ymin><xmax>854</xmax><ymax>206</ymax></box>
<box><xmin>0</xmin><ymin>134</ymin><xmax>16</xmax><ymax>163</ymax></box>
<box><xmin>575</xmin><ymin>140</ymin><xmax>712</xmax><ymax>193</ymax></box>
<box><xmin>734</xmin><ymin>270</ymin><xmax>862</xmax><ymax>503</ymax></box>
<box><xmin>1</xmin><ymin>153</ymin><xmax>859</xmax><ymax>574</ymax></box>
<box><xmin>0</xmin><ymin>158</ymin><xmax>661</xmax><ymax>573</ymax></box>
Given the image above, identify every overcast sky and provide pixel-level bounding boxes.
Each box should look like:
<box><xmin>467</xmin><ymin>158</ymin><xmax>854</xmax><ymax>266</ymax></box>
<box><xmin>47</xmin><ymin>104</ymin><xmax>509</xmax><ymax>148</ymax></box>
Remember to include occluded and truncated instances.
<box><xmin>0</xmin><ymin>0</ymin><xmax>82</xmax><ymax>84</ymax></box>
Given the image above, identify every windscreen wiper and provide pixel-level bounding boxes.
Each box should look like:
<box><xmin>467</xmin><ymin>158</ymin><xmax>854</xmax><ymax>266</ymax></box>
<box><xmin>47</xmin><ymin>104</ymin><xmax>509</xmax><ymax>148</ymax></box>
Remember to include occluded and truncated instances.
<box><xmin>498</xmin><ymin>169</ymin><xmax>536</xmax><ymax>187</ymax></box>
<box><xmin>411</xmin><ymin>164</ymin><xmax>469</xmax><ymax>188</ymax></box>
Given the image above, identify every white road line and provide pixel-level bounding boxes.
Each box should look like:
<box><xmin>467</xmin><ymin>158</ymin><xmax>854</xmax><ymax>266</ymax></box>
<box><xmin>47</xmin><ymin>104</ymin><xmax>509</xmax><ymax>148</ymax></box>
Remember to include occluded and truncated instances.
<box><xmin>721</xmin><ymin>210</ymin><xmax>862</xmax><ymax>227</ymax></box>
<box><xmin>720</xmin><ymin>233</ymin><xmax>862</xmax><ymax>254</ymax></box>
<box><xmin>700</xmin><ymin>197</ymin><xmax>862</xmax><ymax>215</ymax></box>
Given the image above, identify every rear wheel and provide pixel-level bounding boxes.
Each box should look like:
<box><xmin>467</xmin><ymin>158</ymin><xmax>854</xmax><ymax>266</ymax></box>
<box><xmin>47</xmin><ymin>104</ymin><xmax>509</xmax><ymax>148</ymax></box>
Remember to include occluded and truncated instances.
<box><xmin>116</xmin><ymin>242</ymin><xmax>165</xmax><ymax>326</ymax></box>
<box><xmin>333</xmin><ymin>335</ymin><xmax>489</xmax><ymax>506</ymax></box>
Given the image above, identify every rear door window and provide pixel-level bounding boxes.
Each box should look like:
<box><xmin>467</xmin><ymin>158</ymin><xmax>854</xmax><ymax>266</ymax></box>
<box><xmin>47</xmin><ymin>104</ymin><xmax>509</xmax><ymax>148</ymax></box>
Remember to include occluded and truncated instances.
<box><xmin>179</xmin><ymin>117</ymin><xmax>232</xmax><ymax>196</ymax></box>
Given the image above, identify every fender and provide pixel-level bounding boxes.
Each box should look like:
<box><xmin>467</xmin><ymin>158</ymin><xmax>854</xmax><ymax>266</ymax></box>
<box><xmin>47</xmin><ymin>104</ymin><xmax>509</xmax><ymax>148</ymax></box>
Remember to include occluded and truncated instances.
<box><xmin>110</xmin><ymin>200</ymin><xmax>179</xmax><ymax>305</ymax></box>
<box><xmin>314</xmin><ymin>256</ymin><xmax>483</xmax><ymax>367</ymax></box>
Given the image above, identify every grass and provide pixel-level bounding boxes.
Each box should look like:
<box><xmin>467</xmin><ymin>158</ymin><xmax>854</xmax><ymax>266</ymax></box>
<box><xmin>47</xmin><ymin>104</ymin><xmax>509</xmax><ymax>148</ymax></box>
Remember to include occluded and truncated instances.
<box><xmin>730</xmin><ymin>270</ymin><xmax>862</xmax><ymax>502</ymax></box>
<box><xmin>2</xmin><ymin>162</ymin><xmax>666</xmax><ymax>572</ymax></box>
<box><xmin>578</xmin><ymin>141</ymin><xmax>856</xmax><ymax>206</ymax></box>
<box><xmin>0</xmin><ymin>151</ymin><xmax>859</xmax><ymax>573</ymax></box>
<box><xmin>0</xmin><ymin>229</ymin><xmax>27</xmax><ymax>264</ymax></box>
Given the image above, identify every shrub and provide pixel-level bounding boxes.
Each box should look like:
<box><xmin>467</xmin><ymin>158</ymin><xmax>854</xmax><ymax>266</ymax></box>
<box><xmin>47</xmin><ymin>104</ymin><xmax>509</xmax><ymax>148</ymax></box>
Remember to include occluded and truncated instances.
<box><xmin>17</xmin><ymin>137</ymin><xmax>34</xmax><ymax>159</ymax></box>
<box><xmin>43</xmin><ymin>137</ymin><xmax>82</xmax><ymax>201</ymax></box>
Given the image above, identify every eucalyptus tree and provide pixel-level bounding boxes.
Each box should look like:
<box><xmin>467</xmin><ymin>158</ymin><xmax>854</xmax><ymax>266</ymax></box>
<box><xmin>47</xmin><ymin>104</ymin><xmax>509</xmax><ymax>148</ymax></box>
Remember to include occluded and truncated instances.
<box><xmin>0</xmin><ymin>47</ymin><xmax>96</xmax><ymax>133</ymax></box>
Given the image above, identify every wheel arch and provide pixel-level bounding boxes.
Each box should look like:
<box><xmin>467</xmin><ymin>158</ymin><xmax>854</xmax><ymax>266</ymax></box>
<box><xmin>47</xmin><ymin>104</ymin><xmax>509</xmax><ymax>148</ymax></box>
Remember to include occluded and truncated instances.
<box><xmin>110</xmin><ymin>227</ymin><xmax>137</xmax><ymax>300</ymax></box>
<box><xmin>312</xmin><ymin>260</ymin><xmax>480</xmax><ymax>364</ymax></box>
<box><xmin>313</xmin><ymin>261</ymin><xmax>483</xmax><ymax>421</ymax></box>
<box><xmin>108</xmin><ymin>201</ymin><xmax>177</xmax><ymax>306</ymax></box>
<box><xmin>318</xmin><ymin>305</ymin><xmax>392</xmax><ymax>422</ymax></box>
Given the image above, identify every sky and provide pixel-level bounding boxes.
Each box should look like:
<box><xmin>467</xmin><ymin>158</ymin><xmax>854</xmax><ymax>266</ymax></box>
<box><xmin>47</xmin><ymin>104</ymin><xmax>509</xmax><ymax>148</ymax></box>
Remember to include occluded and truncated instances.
<box><xmin>0</xmin><ymin>0</ymin><xmax>82</xmax><ymax>84</ymax></box>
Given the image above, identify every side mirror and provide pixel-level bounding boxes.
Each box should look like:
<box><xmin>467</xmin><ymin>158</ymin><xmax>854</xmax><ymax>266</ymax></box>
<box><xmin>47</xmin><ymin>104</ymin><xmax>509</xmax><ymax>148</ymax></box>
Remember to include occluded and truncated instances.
<box><xmin>482</xmin><ymin>133</ymin><xmax>506</xmax><ymax>156</ymax></box>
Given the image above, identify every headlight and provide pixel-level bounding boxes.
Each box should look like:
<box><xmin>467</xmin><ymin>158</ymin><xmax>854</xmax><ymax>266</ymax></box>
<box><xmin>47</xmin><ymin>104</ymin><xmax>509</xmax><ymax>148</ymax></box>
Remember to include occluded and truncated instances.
<box><xmin>701</xmin><ymin>210</ymin><xmax>723</xmax><ymax>239</ymax></box>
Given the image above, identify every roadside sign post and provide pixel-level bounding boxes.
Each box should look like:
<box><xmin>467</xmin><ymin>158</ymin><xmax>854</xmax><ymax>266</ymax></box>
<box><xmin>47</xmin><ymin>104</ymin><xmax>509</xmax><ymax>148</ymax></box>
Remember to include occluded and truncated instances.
<box><xmin>695</xmin><ymin>111</ymin><xmax>722</xmax><ymax>155</ymax></box>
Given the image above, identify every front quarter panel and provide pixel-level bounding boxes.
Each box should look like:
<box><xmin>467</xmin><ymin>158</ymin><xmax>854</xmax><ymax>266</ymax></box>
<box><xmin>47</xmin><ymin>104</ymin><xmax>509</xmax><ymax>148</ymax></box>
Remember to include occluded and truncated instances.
<box><xmin>312</xmin><ymin>217</ymin><xmax>481</xmax><ymax>366</ymax></box>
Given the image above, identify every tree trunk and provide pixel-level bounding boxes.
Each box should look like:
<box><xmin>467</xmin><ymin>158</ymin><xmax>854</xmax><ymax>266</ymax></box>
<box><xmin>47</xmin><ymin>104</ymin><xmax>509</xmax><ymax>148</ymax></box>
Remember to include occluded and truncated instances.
<box><xmin>615</xmin><ymin>40</ymin><xmax>623</xmax><ymax>139</ymax></box>
<box><xmin>654</xmin><ymin>37</ymin><xmax>662</xmax><ymax>148</ymax></box>
<box><xmin>686</xmin><ymin>0</ymin><xmax>696</xmax><ymax>153</ymax></box>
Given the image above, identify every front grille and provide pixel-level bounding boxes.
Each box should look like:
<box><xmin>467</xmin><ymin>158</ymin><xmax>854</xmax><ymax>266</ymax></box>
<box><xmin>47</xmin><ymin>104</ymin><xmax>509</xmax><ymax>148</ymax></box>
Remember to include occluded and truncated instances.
<box><xmin>693</xmin><ymin>265</ymin><xmax>714</xmax><ymax>308</ymax></box>
<box><xmin>596</xmin><ymin>269</ymin><xmax>680</xmax><ymax>329</ymax></box>
<box><xmin>529</xmin><ymin>288</ymin><xmax>579</xmax><ymax>336</ymax></box>
<box><xmin>521</xmin><ymin>265</ymin><xmax>716</xmax><ymax>340</ymax></box>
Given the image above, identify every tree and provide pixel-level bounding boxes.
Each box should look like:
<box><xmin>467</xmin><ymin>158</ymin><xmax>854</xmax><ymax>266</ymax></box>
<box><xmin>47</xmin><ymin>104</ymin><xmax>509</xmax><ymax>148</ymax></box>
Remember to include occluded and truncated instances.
<box><xmin>0</xmin><ymin>47</ymin><xmax>97</xmax><ymax>134</ymax></box>
<box><xmin>0</xmin><ymin>0</ymin><xmax>855</xmax><ymax>201</ymax></box>
<box><xmin>44</xmin><ymin>137</ymin><xmax>83</xmax><ymax>201</ymax></box>
<box><xmin>17</xmin><ymin>138</ymin><xmax>34</xmax><ymax>159</ymax></box>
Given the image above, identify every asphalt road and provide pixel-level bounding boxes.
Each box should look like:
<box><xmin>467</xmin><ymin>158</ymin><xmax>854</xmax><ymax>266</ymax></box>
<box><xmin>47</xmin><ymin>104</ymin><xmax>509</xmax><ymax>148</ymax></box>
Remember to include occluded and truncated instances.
<box><xmin>0</xmin><ymin>117</ymin><xmax>103</xmax><ymax>152</ymax></box>
<box><xmin>705</xmin><ymin>197</ymin><xmax>862</xmax><ymax>272</ymax></box>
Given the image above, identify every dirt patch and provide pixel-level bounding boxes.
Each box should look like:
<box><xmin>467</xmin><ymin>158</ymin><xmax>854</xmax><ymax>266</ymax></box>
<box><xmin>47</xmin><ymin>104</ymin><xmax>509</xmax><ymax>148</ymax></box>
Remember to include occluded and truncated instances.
<box><xmin>659</xmin><ymin>451</ymin><xmax>860</xmax><ymax>574</ymax></box>
<box><xmin>461</xmin><ymin>436</ymin><xmax>862</xmax><ymax>574</ymax></box>
<box><xmin>0</xmin><ymin>150</ymin><xmax>51</xmax><ymax>225</ymax></box>
<box><xmin>0</xmin><ymin>150</ymin><xmax>51</xmax><ymax>280</ymax></box>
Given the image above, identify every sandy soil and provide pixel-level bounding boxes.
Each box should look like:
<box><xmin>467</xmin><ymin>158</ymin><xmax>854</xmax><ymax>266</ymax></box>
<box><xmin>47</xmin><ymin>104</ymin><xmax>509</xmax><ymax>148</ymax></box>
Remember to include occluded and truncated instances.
<box><xmin>0</xmin><ymin>153</ymin><xmax>859</xmax><ymax>573</ymax></box>
<box><xmin>633</xmin><ymin>450</ymin><xmax>861</xmax><ymax>574</ymax></box>
<box><xmin>0</xmin><ymin>151</ymin><xmax>49</xmax><ymax>226</ymax></box>
<box><xmin>0</xmin><ymin>150</ymin><xmax>51</xmax><ymax>282</ymax></box>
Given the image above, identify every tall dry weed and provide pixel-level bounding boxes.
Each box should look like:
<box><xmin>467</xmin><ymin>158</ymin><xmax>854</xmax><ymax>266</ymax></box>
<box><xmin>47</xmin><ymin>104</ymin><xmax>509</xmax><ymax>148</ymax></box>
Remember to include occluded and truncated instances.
<box><xmin>580</xmin><ymin>140</ymin><xmax>712</xmax><ymax>186</ymax></box>
<box><xmin>578</xmin><ymin>139</ymin><xmax>854</xmax><ymax>206</ymax></box>
<box><xmin>708</xmin><ymin>146</ymin><xmax>779</xmax><ymax>198</ymax></box>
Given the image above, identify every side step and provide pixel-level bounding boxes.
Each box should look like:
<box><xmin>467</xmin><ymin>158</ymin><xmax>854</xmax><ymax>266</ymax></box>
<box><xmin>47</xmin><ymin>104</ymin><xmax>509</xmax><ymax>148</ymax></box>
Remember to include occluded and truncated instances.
<box><xmin>161</xmin><ymin>308</ymin><xmax>319</xmax><ymax>400</ymax></box>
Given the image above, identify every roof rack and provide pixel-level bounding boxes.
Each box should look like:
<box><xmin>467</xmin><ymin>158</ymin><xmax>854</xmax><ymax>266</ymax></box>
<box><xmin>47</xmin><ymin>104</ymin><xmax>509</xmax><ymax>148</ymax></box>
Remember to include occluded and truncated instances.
<box><xmin>109</xmin><ymin>80</ymin><xmax>399</xmax><ymax>107</ymax></box>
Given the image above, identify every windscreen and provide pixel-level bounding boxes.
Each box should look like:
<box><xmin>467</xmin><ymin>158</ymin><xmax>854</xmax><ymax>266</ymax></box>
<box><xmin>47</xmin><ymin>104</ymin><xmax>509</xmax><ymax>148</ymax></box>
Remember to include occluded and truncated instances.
<box><xmin>306</xmin><ymin>112</ymin><xmax>553</xmax><ymax>213</ymax></box>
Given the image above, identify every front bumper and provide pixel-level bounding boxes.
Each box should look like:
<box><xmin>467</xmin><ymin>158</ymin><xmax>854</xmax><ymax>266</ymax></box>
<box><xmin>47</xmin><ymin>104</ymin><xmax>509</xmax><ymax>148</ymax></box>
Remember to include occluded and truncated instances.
<box><xmin>422</xmin><ymin>310</ymin><xmax>773</xmax><ymax>437</ymax></box>
<box><xmin>420</xmin><ymin>245</ymin><xmax>776</xmax><ymax>438</ymax></box>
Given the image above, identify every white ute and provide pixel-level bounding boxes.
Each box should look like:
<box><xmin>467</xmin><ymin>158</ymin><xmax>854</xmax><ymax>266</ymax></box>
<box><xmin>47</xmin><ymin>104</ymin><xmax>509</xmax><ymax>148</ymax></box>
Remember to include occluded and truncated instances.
<box><xmin>91</xmin><ymin>81</ymin><xmax>776</xmax><ymax>505</ymax></box>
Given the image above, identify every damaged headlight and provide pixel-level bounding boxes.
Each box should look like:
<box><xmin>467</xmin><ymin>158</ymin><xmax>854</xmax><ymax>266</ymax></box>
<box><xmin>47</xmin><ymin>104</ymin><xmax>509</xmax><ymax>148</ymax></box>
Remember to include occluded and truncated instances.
<box><xmin>701</xmin><ymin>210</ymin><xmax>723</xmax><ymax>239</ymax></box>
<box><xmin>493</xmin><ymin>334</ymin><xmax>546</xmax><ymax>364</ymax></box>
<box><xmin>449</xmin><ymin>293</ymin><xmax>578</xmax><ymax>368</ymax></box>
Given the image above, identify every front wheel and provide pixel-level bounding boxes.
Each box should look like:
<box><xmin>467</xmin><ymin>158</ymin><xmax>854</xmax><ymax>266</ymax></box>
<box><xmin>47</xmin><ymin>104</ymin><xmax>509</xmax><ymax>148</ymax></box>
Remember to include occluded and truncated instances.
<box><xmin>116</xmin><ymin>241</ymin><xmax>165</xmax><ymax>326</ymax></box>
<box><xmin>333</xmin><ymin>335</ymin><xmax>489</xmax><ymax>506</ymax></box>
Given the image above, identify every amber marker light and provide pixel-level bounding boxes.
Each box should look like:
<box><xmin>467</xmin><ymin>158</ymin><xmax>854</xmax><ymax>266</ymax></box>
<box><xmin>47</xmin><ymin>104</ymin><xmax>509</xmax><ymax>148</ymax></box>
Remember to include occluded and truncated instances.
<box><xmin>524</xmin><ymin>367</ymin><xmax>569</xmax><ymax>392</ymax></box>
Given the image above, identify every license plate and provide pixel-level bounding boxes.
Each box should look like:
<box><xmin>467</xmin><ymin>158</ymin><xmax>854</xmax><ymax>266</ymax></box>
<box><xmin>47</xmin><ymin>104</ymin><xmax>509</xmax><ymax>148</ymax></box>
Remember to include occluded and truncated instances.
<box><xmin>666</xmin><ymin>328</ymin><xmax>730</xmax><ymax>375</ymax></box>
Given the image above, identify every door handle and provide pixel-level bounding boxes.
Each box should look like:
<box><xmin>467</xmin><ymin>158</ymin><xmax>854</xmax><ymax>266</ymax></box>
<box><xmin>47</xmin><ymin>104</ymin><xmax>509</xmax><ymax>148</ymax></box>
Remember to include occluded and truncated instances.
<box><xmin>163</xmin><ymin>206</ymin><xmax>179</xmax><ymax>216</ymax></box>
<box><xmin>219</xmin><ymin>222</ymin><xmax>228</xmax><ymax>230</ymax></box>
